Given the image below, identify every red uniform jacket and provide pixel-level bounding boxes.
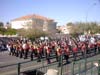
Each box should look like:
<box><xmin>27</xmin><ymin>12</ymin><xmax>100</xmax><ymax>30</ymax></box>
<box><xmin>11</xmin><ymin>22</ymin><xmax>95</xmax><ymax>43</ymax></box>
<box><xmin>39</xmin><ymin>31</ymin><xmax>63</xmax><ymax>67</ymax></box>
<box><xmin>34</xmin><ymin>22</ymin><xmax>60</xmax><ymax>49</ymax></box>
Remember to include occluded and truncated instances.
<box><xmin>73</xmin><ymin>47</ymin><xmax>78</xmax><ymax>53</ymax></box>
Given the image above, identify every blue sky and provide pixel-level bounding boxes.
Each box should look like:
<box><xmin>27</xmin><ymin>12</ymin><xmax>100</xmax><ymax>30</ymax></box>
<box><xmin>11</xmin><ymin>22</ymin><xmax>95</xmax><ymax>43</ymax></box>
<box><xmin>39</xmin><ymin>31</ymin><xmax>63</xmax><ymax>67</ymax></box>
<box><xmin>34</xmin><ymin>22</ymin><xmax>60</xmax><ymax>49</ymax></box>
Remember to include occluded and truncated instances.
<box><xmin>0</xmin><ymin>0</ymin><xmax>100</xmax><ymax>25</ymax></box>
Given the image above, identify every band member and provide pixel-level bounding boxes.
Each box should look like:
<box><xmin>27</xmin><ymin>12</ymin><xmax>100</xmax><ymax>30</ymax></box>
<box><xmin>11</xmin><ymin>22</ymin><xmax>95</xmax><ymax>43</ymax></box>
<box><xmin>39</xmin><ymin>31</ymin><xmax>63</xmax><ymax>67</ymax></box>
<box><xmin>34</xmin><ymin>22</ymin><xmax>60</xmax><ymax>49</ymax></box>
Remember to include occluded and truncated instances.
<box><xmin>45</xmin><ymin>45</ymin><xmax>51</xmax><ymax>64</ymax></box>
<box><xmin>15</xmin><ymin>41</ymin><xmax>20</xmax><ymax>57</ymax></box>
<box><xmin>7</xmin><ymin>42</ymin><xmax>11</xmax><ymax>55</ymax></box>
<box><xmin>56</xmin><ymin>46</ymin><xmax>62</xmax><ymax>67</ymax></box>
<box><xmin>30</xmin><ymin>44</ymin><xmax>34</xmax><ymax>61</ymax></box>
<box><xmin>97</xmin><ymin>40</ymin><xmax>100</xmax><ymax>54</ymax></box>
<box><xmin>64</xmin><ymin>45</ymin><xmax>70</xmax><ymax>64</ymax></box>
<box><xmin>54</xmin><ymin>43</ymin><xmax>59</xmax><ymax>62</ymax></box>
<box><xmin>72</xmin><ymin>44</ymin><xmax>78</xmax><ymax>61</ymax></box>
<box><xmin>11</xmin><ymin>42</ymin><xmax>16</xmax><ymax>56</ymax></box>
<box><xmin>51</xmin><ymin>41</ymin><xmax>55</xmax><ymax>53</ymax></box>
<box><xmin>94</xmin><ymin>41</ymin><xmax>97</xmax><ymax>54</ymax></box>
<box><xmin>37</xmin><ymin>45</ymin><xmax>41</xmax><ymax>62</ymax></box>
<box><xmin>9</xmin><ymin>41</ymin><xmax>14</xmax><ymax>56</ymax></box>
<box><xmin>19</xmin><ymin>42</ymin><xmax>24</xmax><ymax>58</ymax></box>
<box><xmin>33</xmin><ymin>44</ymin><xmax>38</xmax><ymax>57</ymax></box>
<box><xmin>87</xmin><ymin>42</ymin><xmax>93</xmax><ymax>56</ymax></box>
<box><xmin>23</xmin><ymin>41</ymin><xmax>29</xmax><ymax>59</ymax></box>
<box><xmin>81</xmin><ymin>42</ymin><xmax>86</xmax><ymax>58</ymax></box>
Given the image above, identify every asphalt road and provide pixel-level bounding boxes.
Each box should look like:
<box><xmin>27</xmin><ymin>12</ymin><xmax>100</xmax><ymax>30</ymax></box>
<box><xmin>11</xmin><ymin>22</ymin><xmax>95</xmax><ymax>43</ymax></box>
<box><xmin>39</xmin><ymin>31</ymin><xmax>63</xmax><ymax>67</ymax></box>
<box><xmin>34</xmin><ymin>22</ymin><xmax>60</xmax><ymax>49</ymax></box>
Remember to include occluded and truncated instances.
<box><xmin>0</xmin><ymin>51</ymin><xmax>56</xmax><ymax>75</ymax></box>
<box><xmin>0</xmin><ymin>51</ymin><xmax>30</xmax><ymax>66</ymax></box>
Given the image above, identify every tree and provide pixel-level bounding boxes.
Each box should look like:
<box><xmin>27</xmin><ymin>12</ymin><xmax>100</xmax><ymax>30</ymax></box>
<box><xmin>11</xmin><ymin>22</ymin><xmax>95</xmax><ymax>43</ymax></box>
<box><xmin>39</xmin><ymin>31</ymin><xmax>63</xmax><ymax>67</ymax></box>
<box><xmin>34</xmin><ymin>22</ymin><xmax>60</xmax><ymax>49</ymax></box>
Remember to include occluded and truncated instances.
<box><xmin>67</xmin><ymin>22</ymin><xmax>83</xmax><ymax>34</ymax></box>
<box><xmin>0</xmin><ymin>22</ymin><xmax>4</xmax><ymax>28</ymax></box>
<box><xmin>67</xmin><ymin>22</ymin><xmax>74</xmax><ymax>26</ymax></box>
<box><xmin>66</xmin><ymin>22</ymin><xmax>100</xmax><ymax>35</ymax></box>
<box><xmin>0</xmin><ymin>27</ymin><xmax>6</xmax><ymax>35</ymax></box>
<box><xmin>5</xmin><ymin>28</ymin><xmax>17</xmax><ymax>35</ymax></box>
<box><xmin>17</xmin><ymin>28</ymin><xmax>47</xmax><ymax>41</ymax></box>
<box><xmin>6</xmin><ymin>22</ymin><xmax>11</xmax><ymax>28</ymax></box>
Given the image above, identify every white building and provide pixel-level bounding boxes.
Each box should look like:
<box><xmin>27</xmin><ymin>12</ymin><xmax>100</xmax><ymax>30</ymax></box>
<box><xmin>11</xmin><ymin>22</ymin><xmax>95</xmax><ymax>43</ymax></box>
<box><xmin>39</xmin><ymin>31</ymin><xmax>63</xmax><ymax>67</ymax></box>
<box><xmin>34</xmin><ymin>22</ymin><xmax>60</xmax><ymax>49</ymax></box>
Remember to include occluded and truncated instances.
<box><xmin>10</xmin><ymin>14</ymin><xmax>57</xmax><ymax>33</ymax></box>
<box><xmin>11</xmin><ymin>20</ymin><xmax>32</xmax><ymax>29</ymax></box>
<box><xmin>57</xmin><ymin>25</ymin><xmax>71</xmax><ymax>34</ymax></box>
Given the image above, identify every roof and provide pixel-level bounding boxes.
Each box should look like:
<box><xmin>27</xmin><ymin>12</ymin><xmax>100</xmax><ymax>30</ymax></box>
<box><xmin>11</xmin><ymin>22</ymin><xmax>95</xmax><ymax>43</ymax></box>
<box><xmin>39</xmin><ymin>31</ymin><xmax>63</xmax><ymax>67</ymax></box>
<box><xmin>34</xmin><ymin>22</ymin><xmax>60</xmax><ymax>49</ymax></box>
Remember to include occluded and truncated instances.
<box><xmin>11</xmin><ymin>14</ymin><xmax>54</xmax><ymax>21</ymax></box>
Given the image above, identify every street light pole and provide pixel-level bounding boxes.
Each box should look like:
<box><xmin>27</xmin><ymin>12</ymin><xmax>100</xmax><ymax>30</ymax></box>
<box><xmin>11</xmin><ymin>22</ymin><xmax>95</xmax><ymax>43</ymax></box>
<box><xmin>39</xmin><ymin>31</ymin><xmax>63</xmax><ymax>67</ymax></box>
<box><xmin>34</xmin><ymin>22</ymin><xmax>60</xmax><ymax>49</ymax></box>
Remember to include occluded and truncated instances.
<box><xmin>85</xmin><ymin>3</ymin><xmax>96</xmax><ymax>34</ymax></box>
<box><xmin>84</xmin><ymin>3</ymin><xmax>97</xmax><ymax>75</ymax></box>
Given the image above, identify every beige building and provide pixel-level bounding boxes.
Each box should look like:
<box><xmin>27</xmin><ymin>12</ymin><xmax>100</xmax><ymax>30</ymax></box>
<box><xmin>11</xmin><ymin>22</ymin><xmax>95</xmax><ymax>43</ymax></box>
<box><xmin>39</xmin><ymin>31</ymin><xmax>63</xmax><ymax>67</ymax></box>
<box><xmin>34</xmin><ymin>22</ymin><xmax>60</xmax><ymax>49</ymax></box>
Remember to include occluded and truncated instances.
<box><xmin>11</xmin><ymin>14</ymin><xmax>57</xmax><ymax>33</ymax></box>
<box><xmin>57</xmin><ymin>25</ymin><xmax>72</xmax><ymax>34</ymax></box>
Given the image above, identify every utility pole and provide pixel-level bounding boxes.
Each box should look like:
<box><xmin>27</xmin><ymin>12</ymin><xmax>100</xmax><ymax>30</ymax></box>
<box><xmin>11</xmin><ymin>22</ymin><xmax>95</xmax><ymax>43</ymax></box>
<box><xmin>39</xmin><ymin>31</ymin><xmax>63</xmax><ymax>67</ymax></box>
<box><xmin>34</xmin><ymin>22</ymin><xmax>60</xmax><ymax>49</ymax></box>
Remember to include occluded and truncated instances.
<box><xmin>84</xmin><ymin>3</ymin><xmax>96</xmax><ymax>75</ymax></box>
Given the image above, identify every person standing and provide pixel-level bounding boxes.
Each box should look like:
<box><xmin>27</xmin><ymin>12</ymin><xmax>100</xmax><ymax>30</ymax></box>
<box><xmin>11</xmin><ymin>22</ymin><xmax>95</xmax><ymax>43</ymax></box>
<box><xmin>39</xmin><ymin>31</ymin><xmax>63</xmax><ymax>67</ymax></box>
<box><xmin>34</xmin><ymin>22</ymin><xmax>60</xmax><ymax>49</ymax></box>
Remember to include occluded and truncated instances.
<box><xmin>45</xmin><ymin>45</ymin><xmax>51</xmax><ymax>64</ymax></box>
<box><xmin>56</xmin><ymin>46</ymin><xmax>62</xmax><ymax>67</ymax></box>
<box><xmin>19</xmin><ymin>42</ymin><xmax>24</xmax><ymax>58</ymax></box>
<box><xmin>7</xmin><ymin>42</ymin><xmax>11</xmax><ymax>55</ymax></box>
<box><xmin>15</xmin><ymin>41</ymin><xmax>20</xmax><ymax>57</ymax></box>
<box><xmin>81</xmin><ymin>42</ymin><xmax>86</xmax><ymax>58</ymax></box>
<box><xmin>64</xmin><ymin>45</ymin><xmax>70</xmax><ymax>64</ymax></box>
<box><xmin>30</xmin><ymin>44</ymin><xmax>34</xmax><ymax>61</ymax></box>
<box><xmin>97</xmin><ymin>40</ymin><xmax>100</xmax><ymax>54</ymax></box>
<box><xmin>37</xmin><ymin>45</ymin><xmax>41</xmax><ymax>62</ymax></box>
<box><xmin>72</xmin><ymin>45</ymin><xmax>78</xmax><ymax>61</ymax></box>
<box><xmin>23</xmin><ymin>41</ymin><xmax>29</xmax><ymax>59</ymax></box>
<box><xmin>9</xmin><ymin>41</ymin><xmax>14</xmax><ymax>56</ymax></box>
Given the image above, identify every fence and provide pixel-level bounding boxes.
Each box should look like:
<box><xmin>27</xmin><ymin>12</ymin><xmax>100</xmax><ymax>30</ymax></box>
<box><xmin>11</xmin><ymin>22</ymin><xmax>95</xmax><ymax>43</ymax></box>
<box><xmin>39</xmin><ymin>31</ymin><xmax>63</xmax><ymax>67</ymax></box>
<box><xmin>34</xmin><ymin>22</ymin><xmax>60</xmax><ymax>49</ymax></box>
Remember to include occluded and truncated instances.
<box><xmin>0</xmin><ymin>55</ymin><xmax>100</xmax><ymax>75</ymax></box>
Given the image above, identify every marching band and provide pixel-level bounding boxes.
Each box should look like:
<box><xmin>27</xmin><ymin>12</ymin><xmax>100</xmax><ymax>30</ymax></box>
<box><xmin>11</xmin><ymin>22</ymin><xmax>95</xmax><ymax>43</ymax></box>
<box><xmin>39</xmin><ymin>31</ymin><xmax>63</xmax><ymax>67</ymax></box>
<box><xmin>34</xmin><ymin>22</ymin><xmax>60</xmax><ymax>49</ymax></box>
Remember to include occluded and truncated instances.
<box><xmin>6</xmin><ymin>35</ymin><xmax>100</xmax><ymax>66</ymax></box>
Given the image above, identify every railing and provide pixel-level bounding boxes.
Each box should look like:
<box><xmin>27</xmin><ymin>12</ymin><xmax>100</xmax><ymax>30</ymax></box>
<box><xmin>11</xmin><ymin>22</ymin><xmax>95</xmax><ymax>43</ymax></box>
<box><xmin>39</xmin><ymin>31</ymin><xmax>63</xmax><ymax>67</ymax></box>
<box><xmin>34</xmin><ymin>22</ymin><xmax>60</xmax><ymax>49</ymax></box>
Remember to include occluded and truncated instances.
<box><xmin>71</xmin><ymin>59</ymin><xmax>100</xmax><ymax>75</ymax></box>
<box><xmin>0</xmin><ymin>55</ymin><xmax>100</xmax><ymax>75</ymax></box>
<box><xmin>0</xmin><ymin>48</ymin><xmax>100</xmax><ymax>75</ymax></box>
<box><xmin>0</xmin><ymin>57</ymin><xmax>59</xmax><ymax>75</ymax></box>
